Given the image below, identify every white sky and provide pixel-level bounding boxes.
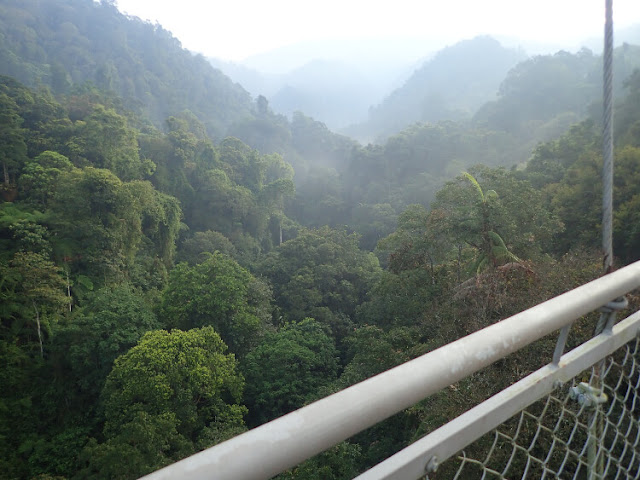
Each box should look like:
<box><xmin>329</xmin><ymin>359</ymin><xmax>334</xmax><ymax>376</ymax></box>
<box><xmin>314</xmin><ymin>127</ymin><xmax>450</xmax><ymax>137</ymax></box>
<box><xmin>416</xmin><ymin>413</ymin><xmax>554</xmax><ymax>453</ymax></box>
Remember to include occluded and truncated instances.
<box><xmin>115</xmin><ymin>0</ymin><xmax>640</xmax><ymax>62</ymax></box>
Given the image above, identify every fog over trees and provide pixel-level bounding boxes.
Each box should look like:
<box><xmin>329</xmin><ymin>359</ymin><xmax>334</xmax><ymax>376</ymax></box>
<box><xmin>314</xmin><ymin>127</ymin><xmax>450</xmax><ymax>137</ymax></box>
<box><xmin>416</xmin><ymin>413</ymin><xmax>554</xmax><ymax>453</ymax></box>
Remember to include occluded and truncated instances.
<box><xmin>2</xmin><ymin>0</ymin><xmax>640</xmax><ymax>478</ymax></box>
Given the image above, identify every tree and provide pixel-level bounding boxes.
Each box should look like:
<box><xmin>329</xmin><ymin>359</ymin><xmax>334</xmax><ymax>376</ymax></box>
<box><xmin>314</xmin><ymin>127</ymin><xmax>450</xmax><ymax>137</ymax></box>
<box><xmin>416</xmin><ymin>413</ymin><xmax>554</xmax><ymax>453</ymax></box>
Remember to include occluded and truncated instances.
<box><xmin>0</xmin><ymin>203</ymin><xmax>51</xmax><ymax>259</ymax></box>
<box><xmin>377</xmin><ymin>204</ymin><xmax>446</xmax><ymax>276</ymax></box>
<box><xmin>76</xmin><ymin>105</ymin><xmax>154</xmax><ymax>181</ymax></box>
<box><xmin>257</xmin><ymin>227</ymin><xmax>381</xmax><ymax>342</ymax></box>
<box><xmin>364</xmin><ymin>205</ymin><xmax>448</xmax><ymax>328</ymax></box>
<box><xmin>242</xmin><ymin>318</ymin><xmax>338</xmax><ymax>425</ymax></box>
<box><xmin>5</xmin><ymin>251</ymin><xmax>67</xmax><ymax>357</ymax></box>
<box><xmin>523</xmin><ymin>120</ymin><xmax>598</xmax><ymax>189</ymax></box>
<box><xmin>350</xmin><ymin>203</ymin><xmax>397</xmax><ymax>251</ymax></box>
<box><xmin>546</xmin><ymin>152</ymin><xmax>602</xmax><ymax>253</ymax></box>
<box><xmin>356</xmin><ymin>268</ymin><xmax>442</xmax><ymax>330</ymax></box>
<box><xmin>431</xmin><ymin>167</ymin><xmax>561</xmax><ymax>275</ymax></box>
<box><xmin>48</xmin><ymin>167</ymin><xmax>168</xmax><ymax>287</ymax></box>
<box><xmin>19</xmin><ymin>151</ymin><xmax>73</xmax><ymax>208</ymax></box>
<box><xmin>218</xmin><ymin>137</ymin><xmax>265</xmax><ymax>193</ymax></box>
<box><xmin>0</xmin><ymin>92</ymin><xmax>27</xmax><ymax>191</ymax></box>
<box><xmin>460</xmin><ymin>171</ymin><xmax>520</xmax><ymax>272</ymax></box>
<box><xmin>159</xmin><ymin>253</ymin><xmax>271</xmax><ymax>355</ymax></box>
<box><xmin>177</xmin><ymin>230</ymin><xmax>237</xmax><ymax>265</ymax></box>
<box><xmin>187</xmin><ymin>167</ymin><xmax>258</xmax><ymax>238</ymax></box>
<box><xmin>127</xmin><ymin>180</ymin><xmax>182</xmax><ymax>270</ymax></box>
<box><xmin>81</xmin><ymin>327</ymin><xmax>246</xmax><ymax>479</ymax></box>
<box><xmin>61</xmin><ymin>285</ymin><xmax>160</xmax><ymax>401</ymax></box>
<box><xmin>0</xmin><ymin>249</ymin><xmax>68</xmax><ymax>476</ymax></box>
<box><xmin>328</xmin><ymin>326</ymin><xmax>417</xmax><ymax>391</ymax></box>
<box><xmin>546</xmin><ymin>145</ymin><xmax>640</xmax><ymax>260</ymax></box>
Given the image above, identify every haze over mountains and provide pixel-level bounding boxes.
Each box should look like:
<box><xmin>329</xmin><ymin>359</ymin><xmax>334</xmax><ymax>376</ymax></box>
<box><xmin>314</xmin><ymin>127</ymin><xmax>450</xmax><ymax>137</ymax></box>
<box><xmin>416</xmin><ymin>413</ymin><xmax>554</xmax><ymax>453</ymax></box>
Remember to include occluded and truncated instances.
<box><xmin>210</xmin><ymin>25</ymin><xmax>640</xmax><ymax>141</ymax></box>
<box><xmin>208</xmin><ymin>35</ymin><xmax>430</xmax><ymax>133</ymax></box>
<box><xmin>210</xmin><ymin>35</ymin><xmax>522</xmax><ymax>134</ymax></box>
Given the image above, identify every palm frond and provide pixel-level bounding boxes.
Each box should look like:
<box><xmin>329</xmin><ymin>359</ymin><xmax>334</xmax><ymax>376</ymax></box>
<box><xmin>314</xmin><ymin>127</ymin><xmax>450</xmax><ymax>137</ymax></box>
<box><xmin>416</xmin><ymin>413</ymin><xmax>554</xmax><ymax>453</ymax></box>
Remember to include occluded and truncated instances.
<box><xmin>463</xmin><ymin>172</ymin><xmax>484</xmax><ymax>203</ymax></box>
<box><xmin>488</xmin><ymin>230</ymin><xmax>521</xmax><ymax>263</ymax></box>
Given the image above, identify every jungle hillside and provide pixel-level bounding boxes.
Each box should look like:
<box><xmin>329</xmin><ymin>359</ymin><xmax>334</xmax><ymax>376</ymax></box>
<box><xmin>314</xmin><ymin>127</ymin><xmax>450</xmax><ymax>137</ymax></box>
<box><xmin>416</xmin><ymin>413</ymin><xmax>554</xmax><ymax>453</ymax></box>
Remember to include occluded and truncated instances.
<box><xmin>2</xmin><ymin>1</ymin><xmax>640</xmax><ymax>479</ymax></box>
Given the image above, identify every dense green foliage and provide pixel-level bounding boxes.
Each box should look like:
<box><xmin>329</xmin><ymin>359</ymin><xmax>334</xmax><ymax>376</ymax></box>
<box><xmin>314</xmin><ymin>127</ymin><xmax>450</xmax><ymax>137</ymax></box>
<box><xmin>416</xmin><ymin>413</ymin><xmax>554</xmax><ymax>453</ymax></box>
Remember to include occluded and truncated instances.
<box><xmin>159</xmin><ymin>253</ymin><xmax>272</xmax><ymax>356</ymax></box>
<box><xmin>257</xmin><ymin>227</ymin><xmax>381</xmax><ymax>341</ymax></box>
<box><xmin>0</xmin><ymin>0</ymin><xmax>254</xmax><ymax>138</ymax></box>
<box><xmin>2</xmin><ymin>2</ymin><xmax>640</xmax><ymax>479</ymax></box>
<box><xmin>80</xmin><ymin>327</ymin><xmax>246</xmax><ymax>478</ymax></box>
<box><xmin>243</xmin><ymin>318</ymin><xmax>339</xmax><ymax>425</ymax></box>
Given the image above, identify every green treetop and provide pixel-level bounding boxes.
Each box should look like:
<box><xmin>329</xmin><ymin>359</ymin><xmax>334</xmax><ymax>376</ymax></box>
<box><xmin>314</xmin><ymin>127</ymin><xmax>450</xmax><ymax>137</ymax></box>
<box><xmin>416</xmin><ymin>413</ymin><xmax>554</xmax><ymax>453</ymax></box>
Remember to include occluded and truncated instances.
<box><xmin>81</xmin><ymin>326</ymin><xmax>246</xmax><ymax>479</ymax></box>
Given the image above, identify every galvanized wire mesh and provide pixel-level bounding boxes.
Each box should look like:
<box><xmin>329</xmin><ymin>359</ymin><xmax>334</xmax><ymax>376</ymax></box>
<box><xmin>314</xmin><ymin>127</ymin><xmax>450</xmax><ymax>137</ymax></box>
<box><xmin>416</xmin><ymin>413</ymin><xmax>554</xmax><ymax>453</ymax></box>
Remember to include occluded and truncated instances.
<box><xmin>438</xmin><ymin>336</ymin><xmax>640</xmax><ymax>480</ymax></box>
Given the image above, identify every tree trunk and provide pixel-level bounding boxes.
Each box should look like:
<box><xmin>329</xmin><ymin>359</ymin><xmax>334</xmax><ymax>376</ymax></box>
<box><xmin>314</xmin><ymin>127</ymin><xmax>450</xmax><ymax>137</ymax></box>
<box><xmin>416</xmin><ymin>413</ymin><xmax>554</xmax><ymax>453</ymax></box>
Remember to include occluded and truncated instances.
<box><xmin>33</xmin><ymin>300</ymin><xmax>43</xmax><ymax>358</ymax></box>
<box><xmin>428</xmin><ymin>253</ymin><xmax>435</xmax><ymax>285</ymax></box>
<box><xmin>2</xmin><ymin>160</ymin><xmax>9</xmax><ymax>186</ymax></box>
<box><xmin>457</xmin><ymin>244</ymin><xmax>462</xmax><ymax>283</ymax></box>
<box><xmin>65</xmin><ymin>269</ymin><xmax>72</xmax><ymax>312</ymax></box>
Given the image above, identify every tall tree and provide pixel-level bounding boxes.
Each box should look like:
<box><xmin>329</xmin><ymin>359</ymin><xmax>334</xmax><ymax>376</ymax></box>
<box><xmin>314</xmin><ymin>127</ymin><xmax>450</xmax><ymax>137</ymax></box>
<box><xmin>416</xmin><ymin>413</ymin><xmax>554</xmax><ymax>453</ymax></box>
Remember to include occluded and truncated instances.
<box><xmin>0</xmin><ymin>92</ymin><xmax>27</xmax><ymax>191</ymax></box>
<box><xmin>5</xmin><ymin>251</ymin><xmax>67</xmax><ymax>357</ymax></box>
<box><xmin>61</xmin><ymin>284</ymin><xmax>160</xmax><ymax>402</ymax></box>
<box><xmin>76</xmin><ymin>105</ymin><xmax>154</xmax><ymax>181</ymax></box>
<box><xmin>159</xmin><ymin>253</ymin><xmax>272</xmax><ymax>355</ymax></box>
<box><xmin>19</xmin><ymin>150</ymin><xmax>73</xmax><ymax>208</ymax></box>
<box><xmin>257</xmin><ymin>227</ymin><xmax>381</xmax><ymax>342</ymax></box>
<box><xmin>431</xmin><ymin>167</ymin><xmax>561</xmax><ymax>275</ymax></box>
<box><xmin>80</xmin><ymin>327</ymin><xmax>246</xmax><ymax>479</ymax></box>
<box><xmin>242</xmin><ymin>318</ymin><xmax>338</xmax><ymax>425</ymax></box>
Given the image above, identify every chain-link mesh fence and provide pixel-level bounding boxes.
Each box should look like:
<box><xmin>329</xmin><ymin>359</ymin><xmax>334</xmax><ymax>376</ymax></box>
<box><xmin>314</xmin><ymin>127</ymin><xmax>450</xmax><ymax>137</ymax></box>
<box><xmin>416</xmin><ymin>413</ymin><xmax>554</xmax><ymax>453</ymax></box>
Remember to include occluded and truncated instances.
<box><xmin>436</xmin><ymin>336</ymin><xmax>640</xmax><ymax>480</ymax></box>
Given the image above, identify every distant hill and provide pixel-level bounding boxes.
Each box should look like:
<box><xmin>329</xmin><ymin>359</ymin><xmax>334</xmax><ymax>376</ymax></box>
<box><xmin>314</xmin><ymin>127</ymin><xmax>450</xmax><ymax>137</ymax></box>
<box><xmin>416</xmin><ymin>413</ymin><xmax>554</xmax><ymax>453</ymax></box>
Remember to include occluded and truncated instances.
<box><xmin>207</xmin><ymin>58</ymin><xmax>283</xmax><ymax>98</ymax></box>
<box><xmin>474</xmin><ymin>44</ymin><xmax>640</xmax><ymax>143</ymax></box>
<box><xmin>579</xmin><ymin>23</ymin><xmax>640</xmax><ymax>53</ymax></box>
<box><xmin>209</xmin><ymin>56</ymin><xmax>415</xmax><ymax>131</ymax></box>
<box><xmin>210</xmin><ymin>36</ymin><xmax>446</xmax><ymax>130</ymax></box>
<box><xmin>208</xmin><ymin>58</ymin><xmax>379</xmax><ymax>129</ymax></box>
<box><xmin>269</xmin><ymin>59</ymin><xmax>377</xmax><ymax>129</ymax></box>
<box><xmin>0</xmin><ymin>0</ymin><xmax>254</xmax><ymax>138</ymax></box>
<box><xmin>345</xmin><ymin>36</ymin><xmax>526</xmax><ymax>142</ymax></box>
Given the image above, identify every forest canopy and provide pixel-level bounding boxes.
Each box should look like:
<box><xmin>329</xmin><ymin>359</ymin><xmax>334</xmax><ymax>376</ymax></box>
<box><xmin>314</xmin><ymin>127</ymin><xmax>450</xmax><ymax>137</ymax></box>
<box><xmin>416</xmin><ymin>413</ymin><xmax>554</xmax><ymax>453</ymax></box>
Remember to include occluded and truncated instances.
<box><xmin>2</xmin><ymin>1</ymin><xmax>640</xmax><ymax>479</ymax></box>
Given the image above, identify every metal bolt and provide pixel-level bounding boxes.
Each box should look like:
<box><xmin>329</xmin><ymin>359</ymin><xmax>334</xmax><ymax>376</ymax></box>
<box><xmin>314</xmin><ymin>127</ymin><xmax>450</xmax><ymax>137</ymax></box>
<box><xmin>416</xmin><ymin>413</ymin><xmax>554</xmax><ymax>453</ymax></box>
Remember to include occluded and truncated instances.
<box><xmin>425</xmin><ymin>456</ymin><xmax>439</xmax><ymax>473</ymax></box>
<box><xmin>570</xmin><ymin>386</ymin><xmax>579</xmax><ymax>400</ymax></box>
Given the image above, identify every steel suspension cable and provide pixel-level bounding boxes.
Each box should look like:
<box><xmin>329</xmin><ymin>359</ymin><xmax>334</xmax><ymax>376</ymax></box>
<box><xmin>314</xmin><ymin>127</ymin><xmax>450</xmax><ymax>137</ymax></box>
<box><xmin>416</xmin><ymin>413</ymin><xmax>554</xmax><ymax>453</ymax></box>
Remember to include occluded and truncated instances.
<box><xmin>591</xmin><ymin>6</ymin><xmax>616</xmax><ymax>477</ymax></box>
<box><xmin>602</xmin><ymin>0</ymin><xmax>614</xmax><ymax>273</ymax></box>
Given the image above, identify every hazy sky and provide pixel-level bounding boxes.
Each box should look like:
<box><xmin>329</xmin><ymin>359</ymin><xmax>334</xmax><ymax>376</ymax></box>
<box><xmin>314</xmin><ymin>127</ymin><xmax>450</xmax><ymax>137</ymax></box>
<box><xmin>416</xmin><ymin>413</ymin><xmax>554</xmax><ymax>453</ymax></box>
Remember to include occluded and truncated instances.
<box><xmin>115</xmin><ymin>0</ymin><xmax>640</xmax><ymax>62</ymax></box>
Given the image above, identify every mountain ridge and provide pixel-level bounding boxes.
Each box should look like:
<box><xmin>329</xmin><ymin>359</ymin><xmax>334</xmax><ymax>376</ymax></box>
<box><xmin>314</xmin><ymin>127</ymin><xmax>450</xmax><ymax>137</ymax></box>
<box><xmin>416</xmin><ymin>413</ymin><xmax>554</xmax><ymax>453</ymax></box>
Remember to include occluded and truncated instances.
<box><xmin>0</xmin><ymin>0</ymin><xmax>255</xmax><ymax>139</ymax></box>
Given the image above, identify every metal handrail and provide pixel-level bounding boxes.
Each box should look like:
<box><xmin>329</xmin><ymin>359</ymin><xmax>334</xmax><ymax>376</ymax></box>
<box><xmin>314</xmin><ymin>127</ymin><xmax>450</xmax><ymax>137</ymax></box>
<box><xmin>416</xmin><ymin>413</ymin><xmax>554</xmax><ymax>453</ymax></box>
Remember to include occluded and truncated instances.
<box><xmin>355</xmin><ymin>308</ymin><xmax>640</xmax><ymax>479</ymax></box>
<box><xmin>142</xmin><ymin>260</ymin><xmax>640</xmax><ymax>480</ymax></box>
